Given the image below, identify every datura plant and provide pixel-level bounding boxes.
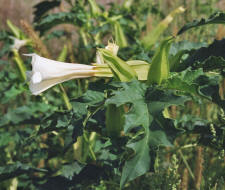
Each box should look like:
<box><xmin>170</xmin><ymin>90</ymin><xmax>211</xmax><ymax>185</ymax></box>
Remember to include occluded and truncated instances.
<box><xmin>1</xmin><ymin>1</ymin><xmax>225</xmax><ymax>189</ymax></box>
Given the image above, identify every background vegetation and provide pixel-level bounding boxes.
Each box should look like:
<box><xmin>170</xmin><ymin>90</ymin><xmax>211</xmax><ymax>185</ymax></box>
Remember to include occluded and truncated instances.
<box><xmin>0</xmin><ymin>0</ymin><xmax>225</xmax><ymax>189</ymax></box>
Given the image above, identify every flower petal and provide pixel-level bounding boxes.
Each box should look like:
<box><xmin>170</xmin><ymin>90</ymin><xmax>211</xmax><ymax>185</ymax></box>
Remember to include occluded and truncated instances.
<box><xmin>24</xmin><ymin>53</ymin><xmax>94</xmax><ymax>80</ymax></box>
<box><xmin>24</xmin><ymin>53</ymin><xmax>97</xmax><ymax>95</ymax></box>
<box><xmin>30</xmin><ymin>70</ymin><xmax>96</xmax><ymax>95</ymax></box>
<box><xmin>31</xmin><ymin>72</ymin><xmax>42</xmax><ymax>84</ymax></box>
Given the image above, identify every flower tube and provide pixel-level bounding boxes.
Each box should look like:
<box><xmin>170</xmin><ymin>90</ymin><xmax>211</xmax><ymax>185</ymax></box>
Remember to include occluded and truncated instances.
<box><xmin>25</xmin><ymin>53</ymin><xmax>100</xmax><ymax>95</ymax></box>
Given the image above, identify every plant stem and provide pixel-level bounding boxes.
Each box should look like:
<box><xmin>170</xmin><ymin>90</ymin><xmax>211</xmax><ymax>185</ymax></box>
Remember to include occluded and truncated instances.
<box><xmin>83</xmin><ymin>132</ymin><xmax>96</xmax><ymax>161</ymax></box>
<box><xmin>178</xmin><ymin>149</ymin><xmax>195</xmax><ymax>181</ymax></box>
<box><xmin>12</xmin><ymin>49</ymin><xmax>26</xmax><ymax>81</ymax></box>
<box><xmin>80</xmin><ymin>29</ymin><xmax>88</xmax><ymax>46</ymax></box>
<box><xmin>59</xmin><ymin>84</ymin><xmax>72</xmax><ymax>110</ymax></box>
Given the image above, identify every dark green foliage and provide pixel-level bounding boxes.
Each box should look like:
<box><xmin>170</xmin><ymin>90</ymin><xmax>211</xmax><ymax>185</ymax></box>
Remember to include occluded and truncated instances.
<box><xmin>60</xmin><ymin>162</ymin><xmax>85</xmax><ymax>180</ymax></box>
<box><xmin>170</xmin><ymin>41</ymin><xmax>207</xmax><ymax>56</ymax></box>
<box><xmin>35</xmin><ymin>12</ymin><xmax>76</xmax><ymax>34</ymax></box>
<box><xmin>180</xmin><ymin>39</ymin><xmax>225</xmax><ymax>71</ymax></box>
<box><xmin>105</xmin><ymin>81</ymin><xmax>150</xmax><ymax>187</ymax></box>
<box><xmin>33</xmin><ymin>0</ymin><xmax>61</xmax><ymax>22</ymax></box>
<box><xmin>175</xmin><ymin>115</ymin><xmax>225</xmax><ymax>149</ymax></box>
<box><xmin>174</xmin><ymin>39</ymin><xmax>225</xmax><ymax>71</ymax></box>
<box><xmin>178</xmin><ymin>12</ymin><xmax>225</xmax><ymax>35</ymax></box>
<box><xmin>104</xmin><ymin>80</ymin><xmax>191</xmax><ymax>187</ymax></box>
<box><xmin>166</xmin><ymin>67</ymin><xmax>225</xmax><ymax>116</ymax></box>
<box><xmin>0</xmin><ymin>162</ymin><xmax>47</xmax><ymax>181</ymax></box>
<box><xmin>146</xmin><ymin>87</ymin><xmax>190</xmax><ymax>116</ymax></box>
<box><xmin>0</xmin><ymin>31</ymin><xmax>12</xmax><ymax>58</ymax></box>
<box><xmin>46</xmin><ymin>30</ymin><xmax>66</xmax><ymax>40</ymax></box>
<box><xmin>0</xmin><ymin>30</ymin><xmax>9</xmax><ymax>40</ymax></box>
<box><xmin>0</xmin><ymin>102</ymin><xmax>55</xmax><ymax>127</ymax></box>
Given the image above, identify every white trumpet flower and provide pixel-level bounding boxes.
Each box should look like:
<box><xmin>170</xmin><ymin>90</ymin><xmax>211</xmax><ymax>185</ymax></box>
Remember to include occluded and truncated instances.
<box><xmin>25</xmin><ymin>54</ymin><xmax>99</xmax><ymax>95</ymax></box>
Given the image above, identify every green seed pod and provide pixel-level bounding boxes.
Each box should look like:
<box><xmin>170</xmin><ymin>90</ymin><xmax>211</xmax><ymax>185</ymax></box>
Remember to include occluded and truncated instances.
<box><xmin>142</xmin><ymin>6</ymin><xmax>185</xmax><ymax>49</ymax></box>
<box><xmin>87</xmin><ymin>0</ymin><xmax>101</xmax><ymax>16</ymax></box>
<box><xmin>147</xmin><ymin>37</ymin><xmax>174</xmax><ymax>85</ymax></box>
<box><xmin>106</xmin><ymin>104</ymin><xmax>125</xmax><ymax>138</ymax></box>
<box><xmin>113</xmin><ymin>22</ymin><xmax>128</xmax><ymax>48</ymax></box>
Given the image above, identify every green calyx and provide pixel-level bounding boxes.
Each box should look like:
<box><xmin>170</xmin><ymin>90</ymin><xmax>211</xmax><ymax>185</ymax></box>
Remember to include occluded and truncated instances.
<box><xmin>97</xmin><ymin>48</ymin><xmax>137</xmax><ymax>82</ymax></box>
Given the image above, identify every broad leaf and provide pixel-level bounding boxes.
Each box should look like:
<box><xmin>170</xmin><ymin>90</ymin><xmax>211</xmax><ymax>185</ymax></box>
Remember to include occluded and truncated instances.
<box><xmin>193</xmin><ymin>56</ymin><xmax>225</xmax><ymax>71</ymax></box>
<box><xmin>146</xmin><ymin>88</ymin><xmax>189</xmax><ymax>147</ymax></box>
<box><xmin>178</xmin><ymin>12</ymin><xmax>225</xmax><ymax>35</ymax></box>
<box><xmin>75</xmin><ymin>90</ymin><xmax>104</xmax><ymax>106</ymax></box>
<box><xmin>148</xmin><ymin>114</ymin><xmax>180</xmax><ymax>147</ymax></box>
<box><xmin>0</xmin><ymin>42</ymin><xmax>11</xmax><ymax>58</ymax></box>
<box><xmin>46</xmin><ymin>30</ymin><xmax>66</xmax><ymax>40</ymax></box>
<box><xmin>165</xmin><ymin>68</ymin><xmax>204</xmax><ymax>97</ymax></box>
<box><xmin>170</xmin><ymin>41</ymin><xmax>207</xmax><ymax>56</ymax></box>
<box><xmin>175</xmin><ymin>115</ymin><xmax>225</xmax><ymax>149</ymax></box>
<box><xmin>146</xmin><ymin>87</ymin><xmax>190</xmax><ymax>116</ymax></box>
<box><xmin>60</xmin><ymin>162</ymin><xmax>85</xmax><ymax>180</ymax></box>
<box><xmin>105</xmin><ymin>80</ymin><xmax>150</xmax><ymax>188</ymax></box>
<box><xmin>106</xmin><ymin>80</ymin><xmax>148</xmax><ymax>133</ymax></box>
<box><xmin>35</xmin><ymin>12</ymin><xmax>76</xmax><ymax>34</ymax></box>
<box><xmin>196</xmin><ymin>74</ymin><xmax>225</xmax><ymax>110</ymax></box>
<box><xmin>121</xmin><ymin>129</ymin><xmax>151</xmax><ymax>187</ymax></box>
<box><xmin>33</xmin><ymin>0</ymin><xmax>61</xmax><ymax>22</ymax></box>
<box><xmin>165</xmin><ymin>68</ymin><xmax>225</xmax><ymax>110</ymax></box>
<box><xmin>179</xmin><ymin>39</ymin><xmax>225</xmax><ymax>71</ymax></box>
<box><xmin>169</xmin><ymin>40</ymin><xmax>207</xmax><ymax>71</ymax></box>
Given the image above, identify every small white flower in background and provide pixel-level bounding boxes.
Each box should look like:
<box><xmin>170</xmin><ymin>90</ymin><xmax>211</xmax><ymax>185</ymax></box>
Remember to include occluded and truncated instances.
<box><xmin>25</xmin><ymin>54</ymin><xmax>96</xmax><ymax>95</ymax></box>
<box><xmin>10</xmin><ymin>37</ymin><xmax>28</xmax><ymax>51</ymax></box>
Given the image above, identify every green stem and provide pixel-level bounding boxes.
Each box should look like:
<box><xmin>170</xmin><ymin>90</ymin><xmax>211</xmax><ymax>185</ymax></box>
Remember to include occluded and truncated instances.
<box><xmin>7</xmin><ymin>20</ymin><xmax>21</xmax><ymax>38</ymax></box>
<box><xmin>12</xmin><ymin>49</ymin><xmax>26</xmax><ymax>81</ymax></box>
<box><xmin>178</xmin><ymin>149</ymin><xmax>195</xmax><ymax>180</ymax></box>
<box><xmin>83</xmin><ymin>132</ymin><xmax>96</xmax><ymax>161</ymax></box>
<box><xmin>59</xmin><ymin>84</ymin><xmax>72</xmax><ymax>110</ymax></box>
<box><xmin>181</xmin><ymin>143</ymin><xmax>197</xmax><ymax>149</ymax></box>
<box><xmin>80</xmin><ymin>29</ymin><xmax>88</xmax><ymax>46</ymax></box>
<box><xmin>57</xmin><ymin>45</ymin><xmax>72</xmax><ymax>110</ymax></box>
